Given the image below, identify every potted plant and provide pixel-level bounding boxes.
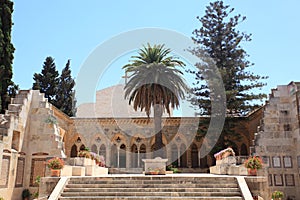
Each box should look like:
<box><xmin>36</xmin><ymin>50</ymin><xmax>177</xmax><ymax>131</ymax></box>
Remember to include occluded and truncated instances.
<box><xmin>244</xmin><ymin>156</ymin><xmax>263</xmax><ymax>176</ymax></box>
<box><xmin>22</xmin><ymin>189</ymin><xmax>31</xmax><ymax>200</ymax></box>
<box><xmin>272</xmin><ymin>190</ymin><xmax>284</xmax><ymax>200</ymax></box>
<box><xmin>78</xmin><ymin>150</ymin><xmax>91</xmax><ymax>159</ymax></box>
<box><xmin>47</xmin><ymin>157</ymin><xmax>64</xmax><ymax>177</ymax></box>
<box><xmin>147</xmin><ymin>168</ymin><xmax>160</xmax><ymax>175</ymax></box>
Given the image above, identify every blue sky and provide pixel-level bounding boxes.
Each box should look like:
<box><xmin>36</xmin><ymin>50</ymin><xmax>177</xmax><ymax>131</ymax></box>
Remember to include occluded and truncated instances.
<box><xmin>11</xmin><ymin>0</ymin><xmax>300</xmax><ymax>105</ymax></box>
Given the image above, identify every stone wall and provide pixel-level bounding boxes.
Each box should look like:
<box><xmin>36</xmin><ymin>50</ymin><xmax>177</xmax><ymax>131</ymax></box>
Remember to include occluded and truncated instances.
<box><xmin>255</xmin><ymin>82</ymin><xmax>300</xmax><ymax>200</ymax></box>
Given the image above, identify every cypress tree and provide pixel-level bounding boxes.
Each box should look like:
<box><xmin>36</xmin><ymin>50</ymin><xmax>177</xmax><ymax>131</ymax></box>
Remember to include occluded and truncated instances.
<box><xmin>55</xmin><ymin>59</ymin><xmax>76</xmax><ymax>116</ymax></box>
<box><xmin>32</xmin><ymin>57</ymin><xmax>59</xmax><ymax>104</ymax></box>
<box><xmin>0</xmin><ymin>0</ymin><xmax>15</xmax><ymax>113</ymax></box>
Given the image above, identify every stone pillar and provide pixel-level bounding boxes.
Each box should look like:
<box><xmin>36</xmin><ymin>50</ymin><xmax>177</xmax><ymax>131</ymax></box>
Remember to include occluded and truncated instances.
<box><xmin>166</xmin><ymin>146</ymin><xmax>171</xmax><ymax>164</ymax></box>
<box><xmin>137</xmin><ymin>149</ymin><xmax>140</xmax><ymax>168</ymax></box>
<box><xmin>117</xmin><ymin>148</ymin><xmax>120</xmax><ymax>168</ymax></box>
<box><xmin>0</xmin><ymin>142</ymin><xmax>3</xmax><ymax>178</ymax></box>
<box><xmin>198</xmin><ymin>150</ymin><xmax>201</xmax><ymax>167</ymax></box>
<box><xmin>106</xmin><ymin>145</ymin><xmax>111</xmax><ymax>167</ymax></box>
<box><xmin>146</xmin><ymin>146</ymin><xmax>151</xmax><ymax>159</ymax></box>
<box><xmin>8</xmin><ymin>150</ymin><xmax>18</xmax><ymax>189</ymax></box>
<box><xmin>177</xmin><ymin>148</ymin><xmax>181</xmax><ymax>167</ymax></box>
<box><xmin>126</xmin><ymin>146</ymin><xmax>131</xmax><ymax>169</ymax></box>
<box><xmin>187</xmin><ymin>148</ymin><xmax>192</xmax><ymax>168</ymax></box>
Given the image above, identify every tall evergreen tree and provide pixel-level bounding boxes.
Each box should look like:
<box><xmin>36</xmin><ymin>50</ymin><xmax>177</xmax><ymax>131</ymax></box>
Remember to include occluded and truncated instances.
<box><xmin>0</xmin><ymin>0</ymin><xmax>15</xmax><ymax>113</ymax></box>
<box><xmin>33</xmin><ymin>57</ymin><xmax>59</xmax><ymax>104</ymax></box>
<box><xmin>54</xmin><ymin>59</ymin><xmax>76</xmax><ymax>116</ymax></box>
<box><xmin>190</xmin><ymin>1</ymin><xmax>267</xmax><ymax>116</ymax></box>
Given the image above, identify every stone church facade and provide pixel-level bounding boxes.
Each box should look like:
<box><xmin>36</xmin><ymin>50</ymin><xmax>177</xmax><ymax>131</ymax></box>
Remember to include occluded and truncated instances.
<box><xmin>0</xmin><ymin>82</ymin><xmax>299</xmax><ymax>199</ymax></box>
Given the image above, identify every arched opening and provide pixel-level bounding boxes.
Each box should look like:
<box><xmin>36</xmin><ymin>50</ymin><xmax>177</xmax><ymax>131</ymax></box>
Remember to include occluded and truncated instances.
<box><xmin>91</xmin><ymin>144</ymin><xmax>97</xmax><ymax>153</ymax></box>
<box><xmin>99</xmin><ymin>144</ymin><xmax>106</xmax><ymax>159</ymax></box>
<box><xmin>70</xmin><ymin>144</ymin><xmax>78</xmax><ymax>157</ymax></box>
<box><xmin>240</xmin><ymin>143</ymin><xmax>248</xmax><ymax>156</ymax></box>
<box><xmin>171</xmin><ymin>144</ymin><xmax>178</xmax><ymax>167</ymax></box>
<box><xmin>140</xmin><ymin>144</ymin><xmax>146</xmax><ymax>168</ymax></box>
<box><xmin>79</xmin><ymin>144</ymin><xmax>86</xmax><ymax>151</ymax></box>
<box><xmin>200</xmin><ymin>155</ymin><xmax>208</xmax><ymax>168</ymax></box>
<box><xmin>120</xmin><ymin>144</ymin><xmax>126</xmax><ymax>168</ymax></box>
<box><xmin>180</xmin><ymin>144</ymin><xmax>187</xmax><ymax>167</ymax></box>
<box><xmin>131</xmin><ymin>144</ymin><xmax>138</xmax><ymax>168</ymax></box>
<box><xmin>191</xmin><ymin>143</ymin><xmax>198</xmax><ymax>168</ymax></box>
<box><xmin>110</xmin><ymin>145</ymin><xmax>117</xmax><ymax>168</ymax></box>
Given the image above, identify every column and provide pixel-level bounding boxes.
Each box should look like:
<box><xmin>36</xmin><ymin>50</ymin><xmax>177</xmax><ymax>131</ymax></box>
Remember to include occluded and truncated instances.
<box><xmin>198</xmin><ymin>150</ymin><xmax>201</xmax><ymax>167</ymax></box>
<box><xmin>126</xmin><ymin>146</ymin><xmax>131</xmax><ymax>169</ymax></box>
<box><xmin>137</xmin><ymin>149</ymin><xmax>140</xmax><ymax>168</ymax></box>
<box><xmin>177</xmin><ymin>148</ymin><xmax>181</xmax><ymax>167</ymax></box>
<box><xmin>187</xmin><ymin>148</ymin><xmax>192</xmax><ymax>168</ymax></box>
<box><xmin>117</xmin><ymin>148</ymin><xmax>120</xmax><ymax>168</ymax></box>
<box><xmin>106</xmin><ymin>145</ymin><xmax>111</xmax><ymax>167</ymax></box>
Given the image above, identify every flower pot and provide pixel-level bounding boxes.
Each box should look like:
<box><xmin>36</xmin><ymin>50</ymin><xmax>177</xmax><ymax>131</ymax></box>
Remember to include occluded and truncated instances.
<box><xmin>247</xmin><ymin>168</ymin><xmax>257</xmax><ymax>176</ymax></box>
<box><xmin>50</xmin><ymin>169</ymin><xmax>61</xmax><ymax>177</ymax></box>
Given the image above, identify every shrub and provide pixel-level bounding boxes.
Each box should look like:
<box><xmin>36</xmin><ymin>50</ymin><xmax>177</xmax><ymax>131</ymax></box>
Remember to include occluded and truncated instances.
<box><xmin>22</xmin><ymin>189</ymin><xmax>31</xmax><ymax>199</ymax></box>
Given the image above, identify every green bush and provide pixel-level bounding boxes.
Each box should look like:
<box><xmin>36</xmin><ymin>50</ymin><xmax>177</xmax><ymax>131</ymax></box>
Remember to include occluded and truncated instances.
<box><xmin>22</xmin><ymin>189</ymin><xmax>31</xmax><ymax>198</ymax></box>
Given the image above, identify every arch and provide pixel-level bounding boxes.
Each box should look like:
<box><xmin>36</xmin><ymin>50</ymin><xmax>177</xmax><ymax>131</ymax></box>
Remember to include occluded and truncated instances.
<box><xmin>200</xmin><ymin>155</ymin><xmax>208</xmax><ymax>168</ymax></box>
<box><xmin>70</xmin><ymin>144</ymin><xmax>78</xmax><ymax>157</ymax></box>
<box><xmin>191</xmin><ymin>143</ymin><xmax>198</xmax><ymax>168</ymax></box>
<box><xmin>171</xmin><ymin>144</ymin><xmax>178</xmax><ymax>167</ymax></box>
<box><xmin>79</xmin><ymin>144</ymin><xmax>86</xmax><ymax>151</ymax></box>
<box><xmin>110</xmin><ymin>145</ymin><xmax>117</xmax><ymax>168</ymax></box>
<box><xmin>99</xmin><ymin>144</ymin><xmax>106</xmax><ymax>159</ymax></box>
<box><xmin>140</xmin><ymin>144</ymin><xmax>146</xmax><ymax>168</ymax></box>
<box><xmin>91</xmin><ymin>144</ymin><xmax>97</xmax><ymax>153</ymax></box>
<box><xmin>119</xmin><ymin>144</ymin><xmax>126</xmax><ymax>168</ymax></box>
<box><xmin>180</xmin><ymin>144</ymin><xmax>187</xmax><ymax>167</ymax></box>
<box><xmin>131</xmin><ymin>144</ymin><xmax>138</xmax><ymax>168</ymax></box>
<box><xmin>240</xmin><ymin>143</ymin><xmax>248</xmax><ymax>156</ymax></box>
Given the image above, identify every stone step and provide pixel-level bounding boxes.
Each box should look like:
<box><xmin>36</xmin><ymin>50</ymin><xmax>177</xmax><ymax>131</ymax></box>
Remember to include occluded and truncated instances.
<box><xmin>59</xmin><ymin>176</ymin><xmax>242</xmax><ymax>200</ymax></box>
<box><xmin>59</xmin><ymin>197</ymin><xmax>243</xmax><ymax>200</ymax></box>
<box><xmin>61</xmin><ymin>191</ymin><xmax>242</xmax><ymax>197</ymax></box>
<box><xmin>66</xmin><ymin>183</ymin><xmax>239</xmax><ymax>189</ymax></box>
<box><xmin>67</xmin><ymin>176</ymin><xmax>237</xmax><ymax>181</ymax></box>
<box><xmin>63</xmin><ymin>187</ymin><xmax>240</xmax><ymax>193</ymax></box>
<box><xmin>67</xmin><ymin>177</ymin><xmax>237</xmax><ymax>184</ymax></box>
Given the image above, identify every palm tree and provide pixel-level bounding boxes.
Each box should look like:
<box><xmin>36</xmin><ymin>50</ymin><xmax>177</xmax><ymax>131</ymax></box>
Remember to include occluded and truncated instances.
<box><xmin>123</xmin><ymin>43</ymin><xmax>188</xmax><ymax>157</ymax></box>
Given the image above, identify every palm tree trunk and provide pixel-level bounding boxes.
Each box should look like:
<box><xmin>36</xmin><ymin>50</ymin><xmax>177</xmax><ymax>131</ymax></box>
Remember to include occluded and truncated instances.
<box><xmin>154</xmin><ymin>104</ymin><xmax>165</xmax><ymax>158</ymax></box>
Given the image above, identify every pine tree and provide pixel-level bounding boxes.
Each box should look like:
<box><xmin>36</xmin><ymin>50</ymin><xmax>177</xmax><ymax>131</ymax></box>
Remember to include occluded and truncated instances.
<box><xmin>55</xmin><ymin>59</ymin><xmax>76</xmax><ymax>116</ymax></box>
<box><xmin>190</xmin><ymin>0</ymin><xmax>267</xmax><ymax>116</ymax></box>
<box><xmin>0</xmin><ymin>0</ymin><xmax>15</xmax><ymax>113</ymax></box>
<box><xmin>189</xmin><ymin>1</ymin><xmax>268</xmax><ymax>159</ymax></box>
<box><xmin>32</xmin><ymin>57</ymin><xmax>59</xmax><ymax>104</ymax></box>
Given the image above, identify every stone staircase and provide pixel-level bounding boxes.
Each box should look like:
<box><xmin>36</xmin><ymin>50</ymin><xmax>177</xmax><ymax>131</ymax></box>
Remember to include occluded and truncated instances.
<box><xmin>58</xmin><ymin>175</ymin><xmax>244</xmax><ymax>200</ymax></box>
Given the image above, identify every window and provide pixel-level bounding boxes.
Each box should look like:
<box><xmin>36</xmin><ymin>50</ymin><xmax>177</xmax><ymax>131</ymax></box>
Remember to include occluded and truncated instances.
<box><xmin>280</xmin><ymin>110</ymin><xmax>289</xmax><ymax>115</ymax></box>
<box><xmin>283</xmin><ymin>156</ymin><xmax>292</xmax><ymax>168</ymax></box>
<box><xmin>262</xmin><ymin>156</ymin><xmax>270</xmax><ymax>167</ymax></box>
<box><xmin>272</xmin><ymin>156</ymin><xmax>281</xmax><ymax>168</ymax></box>
<box><xmin>284</xmin><ymin>124</ymin><xmax>291</xmax><ymax>131</ymax></box>
<box><xmin>274</xmin><ymin>174</ymin><xmax>283</xmax><ymax>186</ymax></box>
<box><xmin>285</xmin><ymin>174</ymin><xmax>295</xmax><ymax>186</ymax></box>
<box><xmin>297</xmin><ymin>156</ymin><xmax>300</xmax><ymax>168</ymax></box>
